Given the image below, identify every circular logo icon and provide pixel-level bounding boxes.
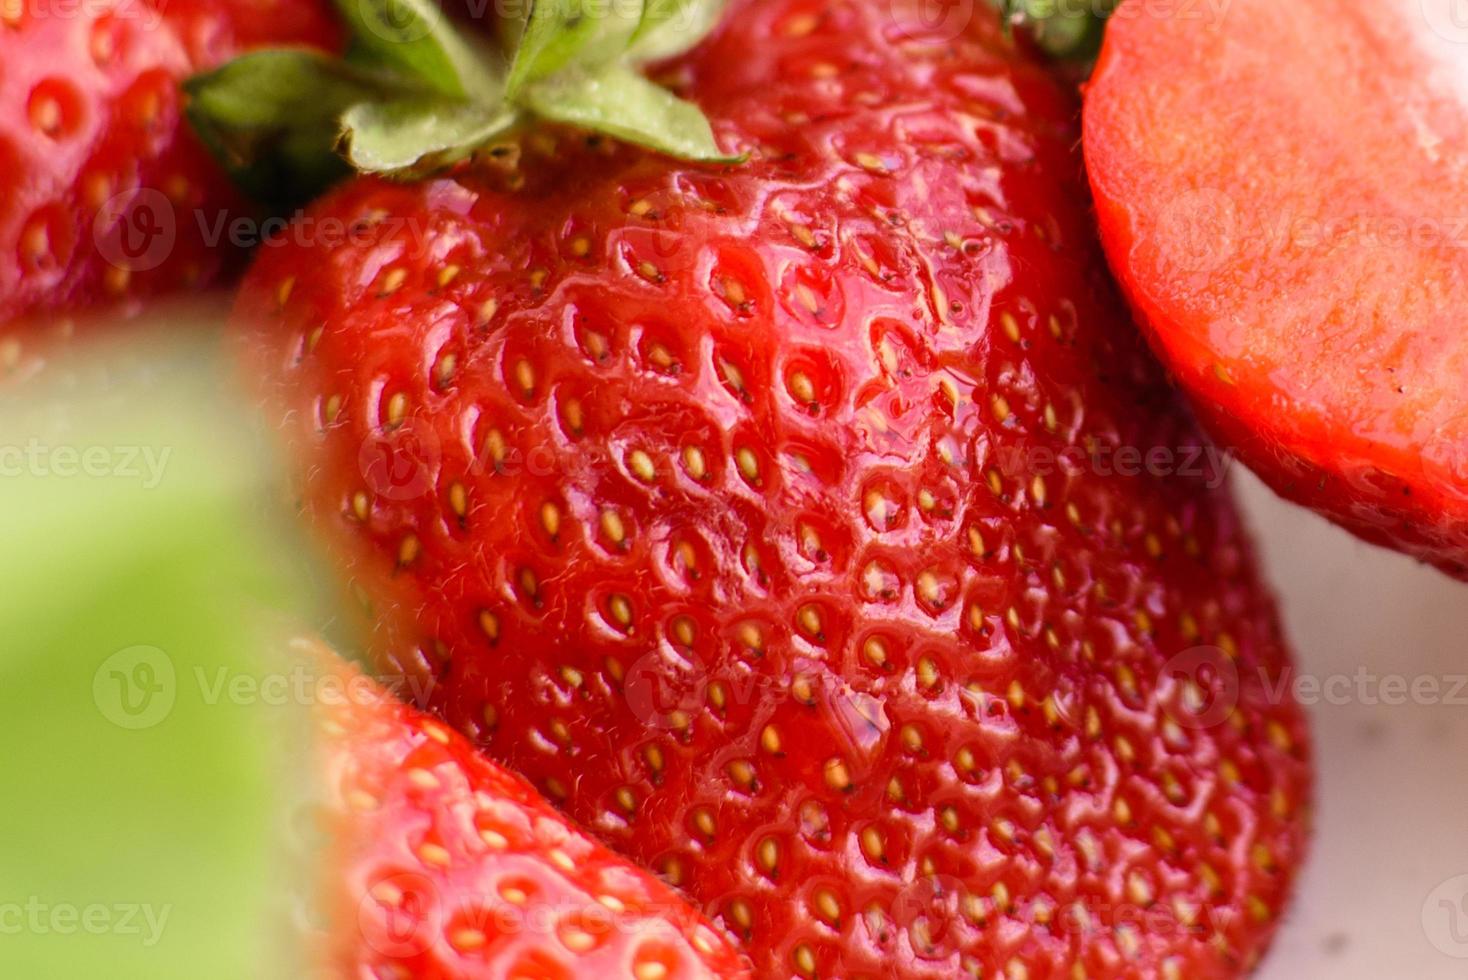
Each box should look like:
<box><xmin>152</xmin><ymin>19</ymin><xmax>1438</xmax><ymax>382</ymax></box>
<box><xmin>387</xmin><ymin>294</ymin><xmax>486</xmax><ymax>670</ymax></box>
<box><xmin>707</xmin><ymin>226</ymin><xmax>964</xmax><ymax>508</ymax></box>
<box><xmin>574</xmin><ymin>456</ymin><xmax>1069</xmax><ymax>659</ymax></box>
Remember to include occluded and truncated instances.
<box><xmin>1151</xmin><ymin>187</ymin><xmax>1240</xmax><ymax>276</ymax></box>
<box><xmin>624</xmin><ymin>652</ymin><xmax>707</xmax><ymax>731</ymax></box>
<box><xmin>884</xmin><ymin>0</ymin><xmax>975</xmax><ymax>42</ymax></box>
<box><xmin>94</xmin><ymin>188</ymin><xmax>176</xmax><ymax>274</ymax></box>
<box><xmin>1421</xmin><ymin>428</ymin><xmax>1468</xmax><ymax>488</ymax></box>
<box><xmin>622</xmin><ymin>205</ymin><xmax>700</xmax><ymax>281</ymax></box>
<box><xmin>358</xmin><ymin>423</ymin><xmax>442</xmax><ymax>502</ymax></box>
<box><xmin>1421</xmin><ymin>0</ymin><xmax>1468</xmax><ymax>43</ymax></box>
<box><xmin>1160</xmin><ymin>645</ymin><xmax>1240</xmax><ymax>730</ymax></box>
<box><xmin>358</xmin><ymin>871</ymin><xmax>440</xmax><ymax>959</ymax></box>
<box><xmin>820</xmin><ymin>682</ymin><xmax>890</xmax><ymax>807</ymax></box>
<box><xmin>93</xmin><ymin>645</ymin><xmax>176</xmax><ymax>730</ymax></box>
<box><xmin>354</xmin><ymin>0</ymin><xmax>434</xmax><ymax>45</ymax></box>
<box><xmin>1424</xmin><ymin>873</ymin><xmax>1468</xmax><ymax>958</ymax></box>
<box><xmin>889</xmin><ymin>872</ymin><xmax>966</xmax><ymax>960</ymax></box>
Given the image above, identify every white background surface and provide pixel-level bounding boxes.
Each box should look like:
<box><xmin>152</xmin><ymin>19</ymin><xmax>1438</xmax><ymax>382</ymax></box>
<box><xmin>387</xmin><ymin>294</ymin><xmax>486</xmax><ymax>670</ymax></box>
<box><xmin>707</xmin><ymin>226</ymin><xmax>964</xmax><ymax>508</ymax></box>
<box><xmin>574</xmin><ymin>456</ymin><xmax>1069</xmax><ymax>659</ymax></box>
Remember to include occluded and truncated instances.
<box><xmin>1237</xmin><ymin>472</ymin><xmax>1468</xmax><ymax>978</ymax></box>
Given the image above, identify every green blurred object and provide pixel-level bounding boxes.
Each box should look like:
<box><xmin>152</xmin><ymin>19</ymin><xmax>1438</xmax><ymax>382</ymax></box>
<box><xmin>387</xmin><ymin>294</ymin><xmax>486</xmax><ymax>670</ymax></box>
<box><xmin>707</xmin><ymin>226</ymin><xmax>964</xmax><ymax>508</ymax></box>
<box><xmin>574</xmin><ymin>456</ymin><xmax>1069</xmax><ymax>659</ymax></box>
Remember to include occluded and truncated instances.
<box><xmin>0</xmin><ymin>310</ymin><xmax>329</xmax><ymax>979</ymax></box>
<box><xmin>999</xmin><ymin>0</ymin><xmax>1116</xmax><ymax>62</ymax></box>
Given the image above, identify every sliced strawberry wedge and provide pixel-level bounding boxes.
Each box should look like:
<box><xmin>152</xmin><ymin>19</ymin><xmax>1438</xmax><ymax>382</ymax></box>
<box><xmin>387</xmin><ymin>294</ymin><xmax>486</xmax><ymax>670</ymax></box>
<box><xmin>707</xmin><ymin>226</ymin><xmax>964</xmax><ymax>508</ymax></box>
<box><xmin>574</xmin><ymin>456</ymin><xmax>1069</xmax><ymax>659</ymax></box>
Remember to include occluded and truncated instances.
<box><xmin>305</xmin><ymin>640</ymin><xmax>750</xmax><ymax>978</ymax></box>
<box><xmin>1084</xmin><ymin>0</ymin><xmax>1468</xmax><ymax>574</ymax></box>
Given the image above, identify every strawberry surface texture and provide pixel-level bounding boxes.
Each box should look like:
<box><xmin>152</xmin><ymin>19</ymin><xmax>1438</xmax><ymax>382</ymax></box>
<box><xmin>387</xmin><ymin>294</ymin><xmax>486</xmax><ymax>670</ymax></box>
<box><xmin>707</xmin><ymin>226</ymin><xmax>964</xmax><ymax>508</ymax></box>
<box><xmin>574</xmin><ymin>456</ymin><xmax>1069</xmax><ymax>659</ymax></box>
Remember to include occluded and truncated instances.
<box><xmin>307</xmin><ymin>642</ymin><xmax>750</xmax><ymax>979</ymax></box>
<box><xmin>236</xmin><ymin>1</ymin><xmax>1312</xmax><ymax>976</ymax></box>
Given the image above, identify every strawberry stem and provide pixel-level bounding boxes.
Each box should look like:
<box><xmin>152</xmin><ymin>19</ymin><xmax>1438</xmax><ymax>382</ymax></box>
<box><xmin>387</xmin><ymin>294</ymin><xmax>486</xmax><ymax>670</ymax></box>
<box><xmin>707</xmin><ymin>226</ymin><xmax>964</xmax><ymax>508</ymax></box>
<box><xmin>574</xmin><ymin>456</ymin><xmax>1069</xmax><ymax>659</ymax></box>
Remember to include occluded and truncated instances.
<box><xmin>185</xmin><ymin>0</ymin><xmax>737</xmax><ymax>207</ymax></box>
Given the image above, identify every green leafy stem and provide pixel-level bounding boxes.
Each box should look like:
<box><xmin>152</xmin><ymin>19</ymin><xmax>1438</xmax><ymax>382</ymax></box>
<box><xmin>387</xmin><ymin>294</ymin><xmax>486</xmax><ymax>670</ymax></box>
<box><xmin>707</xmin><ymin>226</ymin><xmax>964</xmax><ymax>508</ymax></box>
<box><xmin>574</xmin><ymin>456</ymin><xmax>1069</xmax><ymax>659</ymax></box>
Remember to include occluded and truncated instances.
<box><xmin>185</xmin><ymin>0</ymin><xmax>736</xmax><ymax>207</ymax></box>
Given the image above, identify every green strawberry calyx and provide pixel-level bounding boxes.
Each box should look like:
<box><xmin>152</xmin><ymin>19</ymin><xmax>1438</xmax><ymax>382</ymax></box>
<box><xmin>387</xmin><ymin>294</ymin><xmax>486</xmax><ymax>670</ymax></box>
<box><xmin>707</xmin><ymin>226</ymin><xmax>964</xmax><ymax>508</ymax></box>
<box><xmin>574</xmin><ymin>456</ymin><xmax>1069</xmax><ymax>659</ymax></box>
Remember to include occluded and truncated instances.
<box><xmin>184</xmin><ymin>0</ymin><xmax>737</xmax><ymax>206</ymax></box>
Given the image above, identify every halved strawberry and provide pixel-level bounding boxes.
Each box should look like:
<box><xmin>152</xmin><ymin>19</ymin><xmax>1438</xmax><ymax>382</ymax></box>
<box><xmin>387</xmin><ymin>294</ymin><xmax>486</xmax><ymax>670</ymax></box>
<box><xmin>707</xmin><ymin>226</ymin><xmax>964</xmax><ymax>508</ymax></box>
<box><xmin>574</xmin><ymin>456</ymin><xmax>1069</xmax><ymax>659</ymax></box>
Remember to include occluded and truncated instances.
<box><xmin>0</xmin><ymin>0</ymin><xmax>339</xmax><ymax>370</ymax></box>
<box><xmin>231</xmin><ymin>0</ymin><xmax>1312</xmax><ymax>975</ymax></box>
<box><xmin>1083</xmin><ymin>0</ymin><xmax>1468</xmax><ymax>575</ymax></box>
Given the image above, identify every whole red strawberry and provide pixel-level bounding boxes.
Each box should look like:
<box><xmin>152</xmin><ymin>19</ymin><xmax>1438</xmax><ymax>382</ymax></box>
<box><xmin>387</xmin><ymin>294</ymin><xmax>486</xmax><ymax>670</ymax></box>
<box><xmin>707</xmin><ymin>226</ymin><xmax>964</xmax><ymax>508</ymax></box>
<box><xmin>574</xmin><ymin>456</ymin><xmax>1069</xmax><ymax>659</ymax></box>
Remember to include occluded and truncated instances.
<box><xmin>300</xmin><ymin>639</ymin><xmax>749</xmax><ymax>979</ymax></box>
<box><xmin>234</xmin><ymin>0</ymin><xmax>1311</xmax><ymax>976</ymax></box>
<box><xmin>0</xmin><ymin>0</ymin><xmax>338</xmax><ymax>361</ymax></box>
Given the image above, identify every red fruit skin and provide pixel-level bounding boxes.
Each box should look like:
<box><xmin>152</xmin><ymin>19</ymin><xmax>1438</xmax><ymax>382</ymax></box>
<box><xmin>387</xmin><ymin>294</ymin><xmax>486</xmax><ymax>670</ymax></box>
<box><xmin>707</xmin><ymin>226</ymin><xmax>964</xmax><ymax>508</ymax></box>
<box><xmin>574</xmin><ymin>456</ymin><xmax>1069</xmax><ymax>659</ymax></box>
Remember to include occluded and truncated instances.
<box><xmin>238</xmin><ymin>1</ymin><xmax>1311</xmax><ymax>976</ymax></box>
<box><xmin>0</xmin><ymin>0</ymin><xmax>339</xmax><ymax>349</ymax></box>
<box><xmin>1083</xmin><ymin>0</ymin><xmax>1468</xmax><ymax>578</ymax></box>
<box><xmin>305</xmin><ymin>641</ymin><xmax>750</xmax><ymax>978</ymax></box>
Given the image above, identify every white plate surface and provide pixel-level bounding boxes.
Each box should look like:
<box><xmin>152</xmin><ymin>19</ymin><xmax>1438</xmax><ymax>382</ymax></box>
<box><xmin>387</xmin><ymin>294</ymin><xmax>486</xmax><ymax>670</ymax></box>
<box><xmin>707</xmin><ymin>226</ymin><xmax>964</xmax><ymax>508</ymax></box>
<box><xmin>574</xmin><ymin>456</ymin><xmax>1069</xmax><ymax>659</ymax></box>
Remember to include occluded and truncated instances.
<box><xmin>1240</xmin><ymin>472</ymin><xmax>1468</xmax><ymax>978</ymax></box>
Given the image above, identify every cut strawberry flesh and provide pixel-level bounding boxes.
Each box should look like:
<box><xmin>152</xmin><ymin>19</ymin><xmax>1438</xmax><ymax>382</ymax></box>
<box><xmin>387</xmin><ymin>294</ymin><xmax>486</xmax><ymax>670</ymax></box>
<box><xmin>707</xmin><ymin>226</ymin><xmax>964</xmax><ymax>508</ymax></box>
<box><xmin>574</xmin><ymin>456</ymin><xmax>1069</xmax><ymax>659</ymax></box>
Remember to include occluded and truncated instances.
<box><xmin>1084</xmin><ymin>0</ymin><xmax>1468</xmax><ymax>572</ymax></box>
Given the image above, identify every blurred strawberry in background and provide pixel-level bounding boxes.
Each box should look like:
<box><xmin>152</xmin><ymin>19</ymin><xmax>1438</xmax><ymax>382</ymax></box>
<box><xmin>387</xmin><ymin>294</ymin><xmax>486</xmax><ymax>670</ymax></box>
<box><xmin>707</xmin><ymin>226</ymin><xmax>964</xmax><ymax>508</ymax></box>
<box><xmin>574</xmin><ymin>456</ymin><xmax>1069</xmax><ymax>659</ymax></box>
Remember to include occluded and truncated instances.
<box><xmin>0</xmin><ymin>0</ymin><xmax>339</xmax><ymax>376</ymax></box>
